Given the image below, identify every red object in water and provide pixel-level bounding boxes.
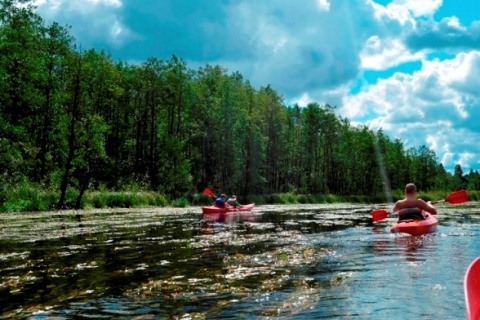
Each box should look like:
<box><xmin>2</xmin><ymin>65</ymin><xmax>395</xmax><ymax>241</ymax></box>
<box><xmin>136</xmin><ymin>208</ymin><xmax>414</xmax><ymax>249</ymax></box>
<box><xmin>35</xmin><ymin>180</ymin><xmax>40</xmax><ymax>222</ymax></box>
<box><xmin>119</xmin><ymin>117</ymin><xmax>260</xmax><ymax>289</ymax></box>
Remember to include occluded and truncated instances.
<box><xmin>201</xmin><ymin>203</ymin><xmax>255</xmax><ymax>214</ymax></box>
<box><xmin>465</xmin><ymin>257</ymin><xmax>480</xmax><ymax>320</ymax></box>
<box><xmin>390</xmin><ymin>213</ymin><xmax>438</xmax><ymax>236</ymax></box>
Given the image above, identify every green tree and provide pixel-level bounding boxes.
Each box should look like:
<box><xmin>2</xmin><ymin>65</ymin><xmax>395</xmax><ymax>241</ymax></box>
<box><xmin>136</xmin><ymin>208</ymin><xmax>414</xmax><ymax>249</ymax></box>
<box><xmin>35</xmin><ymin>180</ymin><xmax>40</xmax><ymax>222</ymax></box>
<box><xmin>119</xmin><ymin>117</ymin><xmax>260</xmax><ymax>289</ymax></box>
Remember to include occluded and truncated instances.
<box><xmin>300</xmin><ymin>103</ymin><xmax>323</xmax><ymax>193</ymax></box>
<box><xmin>0</xmin><ymin>0</ymin><xmax>43</xmax><ymax>186</ymax></box>
<box><xmin>34</xmin><ymin>22</ymin><xmax>73</xmax><ymax>182</ymax></box>
<box><xmin>467</xmin><ymin>169</ymin><xmax>480</xmax><ymax>190</ymax></box>
<box><xmin>191</xmin><ymin>64</ymin><xmax>229</xmax><ymax>191</ymax></box>
<box><xmin>258</xmin><ymin>85</ymin><xmax>287</xmax><ymax>193</ymax></box>
<box><xmin>57</xmin><ymin>49</ymin><xmax>112</xmax><ymax>208</ymax></box>
<box><xmin>453</xmin><ymin>163</ymin><xmax>467</xmax><ymax>190</ymax></box>
<box><xmin>155</xmin><ymin>56</ymin><xmax>193</xmax><ymax>196</ymax></box>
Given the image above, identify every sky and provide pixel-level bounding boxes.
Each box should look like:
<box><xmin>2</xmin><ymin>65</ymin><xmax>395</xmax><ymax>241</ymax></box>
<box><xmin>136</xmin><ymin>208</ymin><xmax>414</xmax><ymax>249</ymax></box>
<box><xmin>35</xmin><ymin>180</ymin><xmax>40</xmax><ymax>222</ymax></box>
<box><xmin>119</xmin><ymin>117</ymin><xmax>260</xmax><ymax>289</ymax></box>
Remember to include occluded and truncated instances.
<box><xmin>32</xmin><ymin>0</ymin><xmax>480</xmax><ymax>173</ymax></box>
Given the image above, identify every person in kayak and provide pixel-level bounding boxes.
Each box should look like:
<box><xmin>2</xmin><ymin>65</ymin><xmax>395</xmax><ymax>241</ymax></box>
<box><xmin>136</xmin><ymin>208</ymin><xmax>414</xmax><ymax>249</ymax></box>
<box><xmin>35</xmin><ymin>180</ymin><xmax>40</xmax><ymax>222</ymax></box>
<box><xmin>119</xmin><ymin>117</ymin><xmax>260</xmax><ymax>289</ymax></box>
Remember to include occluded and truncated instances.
<box><xmin>227</xmin><ymin>195</ymin><xmax>240</xmax><ymax>208</ymax></box>
<box><xmin>393</xmin><ymin>183</ymin><xmax>437</xmax><ymax>220</ymax></box>
<box><xmin>213</xmin><ymin>194</ymin><xmax>229</xmax><ymax>208</ymax></box>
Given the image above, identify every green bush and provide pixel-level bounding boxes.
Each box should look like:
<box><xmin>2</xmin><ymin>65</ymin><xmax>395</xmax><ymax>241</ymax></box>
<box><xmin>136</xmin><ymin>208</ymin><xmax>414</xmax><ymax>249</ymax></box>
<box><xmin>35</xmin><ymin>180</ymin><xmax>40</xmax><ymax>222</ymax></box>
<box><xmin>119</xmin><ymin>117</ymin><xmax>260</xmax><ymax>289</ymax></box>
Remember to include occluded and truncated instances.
<box><xmin>297</xmin><ymin>194</ymin><xmax>309</xmax><ymax>204</ymax></box>
<box><xmin>82</xmin><ymin>191</ymin><xmax>169</xmax><ymax>209</ymax></box>
<box><xmin>89</xmin><ymin>192</ymin><xmax>108</xmax><ymax>208</ymax></box>
<box><xmin>0</xmin><ymin>182</ymin><xmax>60</xmax><ymax>212</ymax></box>
<box><xmin>0</xmin><ymin>183</ymin><xmax>476</xmax><ymax>213</ymax></box>
<box><xmin>153</xmin><ymin>193</ymin><xmax>169</xmax><ymax>207</ymax></box>
<box><xmin>172</xmin><ymin>197</ymin><xmax>188</xmax><ymax>207</ymax></box>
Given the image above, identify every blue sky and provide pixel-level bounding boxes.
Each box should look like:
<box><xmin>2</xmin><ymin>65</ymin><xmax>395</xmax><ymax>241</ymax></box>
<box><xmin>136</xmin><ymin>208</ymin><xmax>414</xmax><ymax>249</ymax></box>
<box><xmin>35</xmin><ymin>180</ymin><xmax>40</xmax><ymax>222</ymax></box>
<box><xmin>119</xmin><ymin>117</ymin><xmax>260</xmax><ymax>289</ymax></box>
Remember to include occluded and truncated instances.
<box><xmin>33</xmin><ymin>0</ymin><xmax>480</xmax><ymax>173</ymax></box>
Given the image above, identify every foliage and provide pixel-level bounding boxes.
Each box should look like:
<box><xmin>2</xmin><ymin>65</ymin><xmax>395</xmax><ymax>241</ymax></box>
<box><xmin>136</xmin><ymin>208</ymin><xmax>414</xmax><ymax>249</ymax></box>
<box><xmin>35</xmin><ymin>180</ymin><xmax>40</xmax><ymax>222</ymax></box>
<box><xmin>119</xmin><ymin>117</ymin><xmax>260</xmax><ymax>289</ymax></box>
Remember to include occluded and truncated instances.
<box><xmin>0</xmin><ymin>181</ymin><xmax>58</xmax><ymax>212</ymax></box>
<box><xmin>172</xmin><ymin>197</ymin><xmax>189</xmax><ymax>208</ymax></box>
<box><xmin>0</xmin><ymin>1</ymin><xmax>478</xmax><ymax>212</ymax></box>
<box><xmin>84</xmin><ymin>191</ymin><xmax>169</xmax><ymax>209</ymax></box>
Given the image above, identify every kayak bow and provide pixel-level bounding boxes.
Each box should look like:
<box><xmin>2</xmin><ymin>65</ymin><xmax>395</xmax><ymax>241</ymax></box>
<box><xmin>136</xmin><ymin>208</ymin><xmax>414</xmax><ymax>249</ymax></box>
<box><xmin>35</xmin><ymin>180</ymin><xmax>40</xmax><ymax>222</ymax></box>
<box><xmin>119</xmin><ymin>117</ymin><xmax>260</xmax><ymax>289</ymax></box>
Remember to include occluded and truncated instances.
<box><xmin>390</xmin><ymin>212</ymin><xmax>438</xmax><ymax>236</ymax></box>
<box><xmin>465</xmin><ymin>257</ymin><xmax>480</xmax><ymax>320</ymax></box>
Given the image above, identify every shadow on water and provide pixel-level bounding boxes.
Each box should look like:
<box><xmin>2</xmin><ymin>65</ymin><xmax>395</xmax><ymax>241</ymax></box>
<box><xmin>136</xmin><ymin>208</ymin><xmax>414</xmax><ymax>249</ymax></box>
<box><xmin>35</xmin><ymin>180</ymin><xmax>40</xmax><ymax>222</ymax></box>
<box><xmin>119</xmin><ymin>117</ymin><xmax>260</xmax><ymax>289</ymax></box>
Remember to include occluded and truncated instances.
<box><xmin>0</xmin><ymin>202</ymin><xmax>479</xmax><ymax>319</ymax></box>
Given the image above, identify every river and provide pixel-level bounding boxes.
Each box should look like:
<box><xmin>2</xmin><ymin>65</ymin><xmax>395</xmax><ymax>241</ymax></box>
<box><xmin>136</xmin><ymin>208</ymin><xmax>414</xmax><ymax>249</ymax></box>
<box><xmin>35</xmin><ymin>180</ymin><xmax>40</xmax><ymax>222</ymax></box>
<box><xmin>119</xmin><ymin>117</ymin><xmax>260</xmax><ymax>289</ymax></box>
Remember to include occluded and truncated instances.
<box><xmin>0</xmin><ymin>202</ymin><xmax>479</xmax><ymax>319</ymax></box>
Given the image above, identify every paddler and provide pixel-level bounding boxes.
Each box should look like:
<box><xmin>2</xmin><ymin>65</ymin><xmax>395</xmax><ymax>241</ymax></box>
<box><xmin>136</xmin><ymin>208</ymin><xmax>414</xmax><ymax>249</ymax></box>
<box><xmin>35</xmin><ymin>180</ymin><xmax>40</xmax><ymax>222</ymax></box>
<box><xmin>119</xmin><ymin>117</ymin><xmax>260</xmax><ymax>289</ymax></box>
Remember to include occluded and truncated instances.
<box><xmin>213</xmin><ymin>194</ymin><xmax>229</xmax><ymax>208</ymax></box>
<box><xmin>393</xmin><ymin>183</ymin><xmax>437</xmax><ymax>220</ymax></box>
<box><xmin>227</xmin><ymin>195</ymin><xmax>240</xmax><ymax>208</ymax></box>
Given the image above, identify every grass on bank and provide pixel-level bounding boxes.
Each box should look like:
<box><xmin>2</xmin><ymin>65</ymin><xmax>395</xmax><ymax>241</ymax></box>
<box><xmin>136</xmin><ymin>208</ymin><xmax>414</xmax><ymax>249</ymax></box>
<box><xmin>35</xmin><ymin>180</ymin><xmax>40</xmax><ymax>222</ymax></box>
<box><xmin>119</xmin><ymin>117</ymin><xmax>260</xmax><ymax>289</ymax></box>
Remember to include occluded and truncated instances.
<box><xmin>0</xmin><ymin>183</ymin><xmax>478</xmax><ymax>213</ymax></box>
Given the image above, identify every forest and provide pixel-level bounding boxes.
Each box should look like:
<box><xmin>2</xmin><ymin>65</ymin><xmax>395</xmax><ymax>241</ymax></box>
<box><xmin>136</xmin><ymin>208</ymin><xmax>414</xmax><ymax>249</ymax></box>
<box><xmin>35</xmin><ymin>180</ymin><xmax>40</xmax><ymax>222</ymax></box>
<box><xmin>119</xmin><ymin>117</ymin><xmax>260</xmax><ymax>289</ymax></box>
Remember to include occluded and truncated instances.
<box><xmin>1</xmin><ymin>0</ymin><xmax>479</xmax><ymax>211</ymax></box>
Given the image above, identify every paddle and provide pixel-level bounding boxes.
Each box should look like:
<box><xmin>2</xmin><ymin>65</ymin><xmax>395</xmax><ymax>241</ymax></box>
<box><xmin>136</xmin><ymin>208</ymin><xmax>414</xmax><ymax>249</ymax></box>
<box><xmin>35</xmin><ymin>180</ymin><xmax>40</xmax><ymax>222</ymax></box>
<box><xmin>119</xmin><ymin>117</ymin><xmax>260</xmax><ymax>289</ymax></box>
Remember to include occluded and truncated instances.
<box><xmin>371</xmin><ymin>190</ymin><xmax>468</xmax><ymax>223</ymax></box>
<box><xmin>431</xmin><ymin>189</ymin><xmax>468</xmax><ymax>204</ymax></box>
<box><xmin>202</xmin><ymin>187</ymin><xmax>216</xmax><ymax>198</ymax></box>
<box><xmin>371</xmin><ymin>209</ymin><xmax>389</xmax><ymax>223</ymax></box>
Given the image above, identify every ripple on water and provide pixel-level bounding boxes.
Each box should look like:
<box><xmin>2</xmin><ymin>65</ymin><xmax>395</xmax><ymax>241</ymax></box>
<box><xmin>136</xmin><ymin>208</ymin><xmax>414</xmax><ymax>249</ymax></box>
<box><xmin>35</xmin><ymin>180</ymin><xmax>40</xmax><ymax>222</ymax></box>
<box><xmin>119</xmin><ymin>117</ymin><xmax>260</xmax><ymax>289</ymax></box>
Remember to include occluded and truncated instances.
<box><xmin>0</xmin><ymin>204</ymin><xmax>479</xmax><ymax>319</ymax></box>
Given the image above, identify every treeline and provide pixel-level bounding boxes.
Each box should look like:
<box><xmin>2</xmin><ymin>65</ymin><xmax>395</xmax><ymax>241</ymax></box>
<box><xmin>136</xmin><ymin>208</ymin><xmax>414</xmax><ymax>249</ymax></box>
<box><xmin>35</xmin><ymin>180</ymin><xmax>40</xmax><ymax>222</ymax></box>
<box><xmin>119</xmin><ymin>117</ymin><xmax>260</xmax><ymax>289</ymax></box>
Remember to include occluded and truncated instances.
<box><xmin>0</xmin><ymin>1</ymin><xmax>478</xmax><ymax>209</ymax></box>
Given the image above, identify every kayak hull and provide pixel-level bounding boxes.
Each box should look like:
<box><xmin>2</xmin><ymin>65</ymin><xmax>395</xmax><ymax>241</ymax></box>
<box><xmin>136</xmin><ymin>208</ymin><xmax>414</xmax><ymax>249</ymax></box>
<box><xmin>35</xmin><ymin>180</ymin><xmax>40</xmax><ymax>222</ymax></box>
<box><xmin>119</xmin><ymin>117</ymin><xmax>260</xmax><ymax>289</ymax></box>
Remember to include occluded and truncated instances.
<box><xmin>390</xmin><ymin>214</ymin><xmax>438</xmax><ymax>236</ymax></box>
<box><xmin>202</xmin><ymin>210</ymin><xmax>257</xmax><ymax>224</ymax></box>
<box><xmin>201</xmin><ymin>203</ymin><xmax>255</xmax><ymax>214</ymax></box>
<box><xmin>465</xmin><ymin>257</ymin><xmax>480</xmax><ymax>320</ymax></box>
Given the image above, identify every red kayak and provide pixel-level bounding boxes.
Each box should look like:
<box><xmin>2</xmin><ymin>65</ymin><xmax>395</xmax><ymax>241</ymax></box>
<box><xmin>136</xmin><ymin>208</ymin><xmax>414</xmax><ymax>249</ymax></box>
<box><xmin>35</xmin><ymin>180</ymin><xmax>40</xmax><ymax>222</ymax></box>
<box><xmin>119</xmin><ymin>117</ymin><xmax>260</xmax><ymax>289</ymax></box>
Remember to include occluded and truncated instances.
<box><xmin>390</xmin><ymin>213</ymin><xmax>438</xmax><ymax>236</ymax></box>
<box><xmin>465</xmin><ymin>257</ymin><xmax>480</xmax><ymax>320</ymax></box>
<box><xmin>201</xmin><ymin>203</ymin><xmax>255</xmax><ymax>214</ymax></box>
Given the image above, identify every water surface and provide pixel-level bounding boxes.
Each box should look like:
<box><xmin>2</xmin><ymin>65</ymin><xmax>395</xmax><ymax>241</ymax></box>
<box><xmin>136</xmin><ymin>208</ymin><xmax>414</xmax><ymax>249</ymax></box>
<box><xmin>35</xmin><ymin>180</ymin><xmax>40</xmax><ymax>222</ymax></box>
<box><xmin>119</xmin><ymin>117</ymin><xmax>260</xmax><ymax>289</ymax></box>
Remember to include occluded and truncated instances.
<box><xmin>0</xmin><ymin>203</ymin><xmax>479</xmax><ymax>319</ymax></box>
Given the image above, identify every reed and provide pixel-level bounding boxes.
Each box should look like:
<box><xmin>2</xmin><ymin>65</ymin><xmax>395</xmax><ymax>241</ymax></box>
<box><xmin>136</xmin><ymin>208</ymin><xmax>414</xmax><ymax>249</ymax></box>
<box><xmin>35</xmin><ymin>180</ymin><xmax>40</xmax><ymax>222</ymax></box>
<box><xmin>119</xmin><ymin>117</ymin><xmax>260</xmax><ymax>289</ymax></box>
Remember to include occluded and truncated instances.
<box><xmin>0</xmin><ymin>184</ymin><xmax>477</xmax><ymax>213</ymax></box>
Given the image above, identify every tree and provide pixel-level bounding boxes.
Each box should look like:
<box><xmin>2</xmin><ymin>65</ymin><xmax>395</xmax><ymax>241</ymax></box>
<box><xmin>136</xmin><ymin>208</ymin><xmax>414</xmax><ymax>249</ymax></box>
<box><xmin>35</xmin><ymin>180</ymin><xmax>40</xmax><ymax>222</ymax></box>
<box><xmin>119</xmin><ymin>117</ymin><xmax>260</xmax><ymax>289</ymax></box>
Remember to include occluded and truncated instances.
<box><xmin>155</xmin><ymin>56</ymin><xmax>193</xmax><ymax>196</ymax></box>
<box><xmin>453</xmin><ymin>164</ymin><xmax>467</xmax><ymax>190</ymax></box>
<box><xmin>34</xmin><ymin>22</ymin><xmax>73</xmax><ymax>182</ymax></box>
<box><xmin>258</xmin><ymin>85</ymin><xmax>287</xmax><ymax>193</ymax></box>
<box><xmin>467</xmin><ymin>169</ymin><xmax>480</xmax><ymax>190</ymax></box>
<box><xmin>0</xmin><ymin>0</ymin><xmax>44</xmax><ymax>186</ymax></box>
<box><xmin>0</xmin><ymin>0</ymin><xmax>458</xmax><ymax>206</ymax></box>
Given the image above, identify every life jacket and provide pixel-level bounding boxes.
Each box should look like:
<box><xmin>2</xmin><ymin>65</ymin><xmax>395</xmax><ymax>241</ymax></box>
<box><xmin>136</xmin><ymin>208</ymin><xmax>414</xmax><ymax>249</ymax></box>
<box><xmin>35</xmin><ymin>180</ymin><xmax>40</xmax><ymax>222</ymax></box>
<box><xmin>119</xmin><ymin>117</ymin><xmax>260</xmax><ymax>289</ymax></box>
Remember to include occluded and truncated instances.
<box><xmin>214</xmin><ymin>198</ymin><xmax>225</xmax><ymax>207</ymax></box>
<box><xmin>398</xmin><ymin>208</ymin><xmax>425</xmax><ymax>221</ymax></box>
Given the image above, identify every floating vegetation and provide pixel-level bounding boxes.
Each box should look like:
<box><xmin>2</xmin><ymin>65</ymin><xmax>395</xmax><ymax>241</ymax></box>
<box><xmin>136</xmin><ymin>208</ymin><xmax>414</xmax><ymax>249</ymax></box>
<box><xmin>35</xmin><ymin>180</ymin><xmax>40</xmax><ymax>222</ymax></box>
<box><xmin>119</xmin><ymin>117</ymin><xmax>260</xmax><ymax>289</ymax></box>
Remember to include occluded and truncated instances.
<box><xmin>1</xmin><ymin>202</ymin><xmax>479</xmax><ymax>318</ymax></box>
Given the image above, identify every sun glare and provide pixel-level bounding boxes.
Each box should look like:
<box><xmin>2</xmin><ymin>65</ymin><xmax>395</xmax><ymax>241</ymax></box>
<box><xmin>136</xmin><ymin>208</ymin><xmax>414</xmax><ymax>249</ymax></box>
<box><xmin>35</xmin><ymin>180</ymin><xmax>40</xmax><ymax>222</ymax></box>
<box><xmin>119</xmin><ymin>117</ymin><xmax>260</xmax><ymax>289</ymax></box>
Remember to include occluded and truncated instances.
<box><xmin>316</xmin><ymin>0</ymin><xmax>330</xmax><ymax>11</ymax></box>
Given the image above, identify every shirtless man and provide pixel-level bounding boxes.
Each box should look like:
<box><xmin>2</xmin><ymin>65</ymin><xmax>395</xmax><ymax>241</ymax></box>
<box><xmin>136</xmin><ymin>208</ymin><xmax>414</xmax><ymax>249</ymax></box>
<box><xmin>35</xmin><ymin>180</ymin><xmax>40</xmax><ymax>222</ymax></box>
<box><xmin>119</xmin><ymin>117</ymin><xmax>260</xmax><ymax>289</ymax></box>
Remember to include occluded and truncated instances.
<box><xmin>393</xmin><ymin>183</ymin><xmax>437</xmax><ymax>220</ymax></box>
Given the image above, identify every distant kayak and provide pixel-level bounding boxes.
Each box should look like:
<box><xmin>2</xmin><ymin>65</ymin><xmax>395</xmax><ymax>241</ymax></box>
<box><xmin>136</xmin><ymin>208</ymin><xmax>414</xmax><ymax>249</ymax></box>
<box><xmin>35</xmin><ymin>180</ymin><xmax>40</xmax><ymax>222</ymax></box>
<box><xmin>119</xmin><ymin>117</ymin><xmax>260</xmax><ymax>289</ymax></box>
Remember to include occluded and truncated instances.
<box><xmin>390</xmin><ymin>210</ymin><xmax>438</xmax><ymax>236</ymax></box>
<box><xmin>202</xmin><ymin>210</ymin><xmax>257</xmax><ymax>224</ymax></box>
<box><xmin>465</xmin><ymin>257</ymin><xmax>480</xmax><ymax>320</ymax></box>
<box><xmin>201</xmin><ymin>203</ymin><xmax>255</xmax><ymax>214</ymax></box>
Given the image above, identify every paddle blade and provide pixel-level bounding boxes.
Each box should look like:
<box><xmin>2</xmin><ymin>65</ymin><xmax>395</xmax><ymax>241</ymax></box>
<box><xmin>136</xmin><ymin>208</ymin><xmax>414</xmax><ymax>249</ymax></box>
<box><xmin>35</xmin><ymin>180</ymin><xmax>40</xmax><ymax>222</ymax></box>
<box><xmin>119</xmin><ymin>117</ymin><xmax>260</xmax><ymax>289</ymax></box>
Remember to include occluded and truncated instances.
<box><xmin>203</xmin><ymin>188</ymin><xmax>215</xmax><ymax>197</ymax></box>
<box><xmin>446</xmin><ymin>190</ymin><xmax>468</xmax><ymax>204</ymax></box>
<box><xmin>371</xmin><ymin>209</ymin><xmax>389</xmax><ymax>222</ymax></box>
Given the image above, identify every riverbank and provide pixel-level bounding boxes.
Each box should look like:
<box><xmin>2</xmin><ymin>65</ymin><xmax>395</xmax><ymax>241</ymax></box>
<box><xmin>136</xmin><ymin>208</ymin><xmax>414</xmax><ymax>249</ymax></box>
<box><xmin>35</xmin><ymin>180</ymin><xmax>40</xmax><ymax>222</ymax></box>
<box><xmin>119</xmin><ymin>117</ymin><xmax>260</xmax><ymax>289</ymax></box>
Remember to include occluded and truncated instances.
<box><xmin>1</xmin><ymin>186</ymin><xmax>477</xmax><ymax>213</ymax></box>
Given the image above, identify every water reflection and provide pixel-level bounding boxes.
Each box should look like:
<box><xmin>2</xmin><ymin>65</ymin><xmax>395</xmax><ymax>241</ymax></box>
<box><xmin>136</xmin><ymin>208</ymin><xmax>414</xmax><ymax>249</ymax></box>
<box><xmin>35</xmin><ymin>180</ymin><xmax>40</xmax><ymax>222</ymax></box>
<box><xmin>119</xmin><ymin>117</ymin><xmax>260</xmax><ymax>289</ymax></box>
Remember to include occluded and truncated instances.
<box><xmin>0</xmin><ymin>203</ymin><xmax>478</xmax><ymax>319</ymax></box>
<box><xmin>201</xmin><ymin>210</ymin><xmax>258</xmax><ymax>224</ymax></box>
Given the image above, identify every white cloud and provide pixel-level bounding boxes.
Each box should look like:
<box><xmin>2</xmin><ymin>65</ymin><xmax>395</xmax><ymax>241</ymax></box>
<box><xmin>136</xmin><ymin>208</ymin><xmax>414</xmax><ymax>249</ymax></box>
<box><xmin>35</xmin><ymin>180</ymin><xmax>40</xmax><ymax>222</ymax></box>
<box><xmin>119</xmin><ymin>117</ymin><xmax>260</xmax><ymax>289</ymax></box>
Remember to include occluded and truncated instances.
<box><xmin>369</xmin><ymin>0</ymin><xmax>414</xmax><ymax>26</ymax></box>
<box><xmin>316</xmin><ymin>0</ymin><xmax>331</xmax><ymax>11</ymax></box>
<box><xmin>36</xmin><ymin>0</ymin><xmax>135</xmax><ymax>48</ymax></box>
<box><xmin>445</xmin><ymin>16</ymin><xmax>466</xmax><ymax>31</ymax></box>
<box><xmin>402</xmin><ymin>0</ymin><xmax>442</xmax><ymax>17</ymax></box>
<box><xmin>342</xmin><ymin>50</ymin><xmax>480</xmax><ymax>171</ymax></box>
<box><xmin>88</xmin><ymin>0</ymin><xmax>122</xmax><ymax>7</ymax></box>
<box><xmin>360</xmin><ymin>36</ymin><xmax>424</xmax><ymax>70</ymax></box>
<box><xmin>446</xmin><ymin>52</ymin><xmax>480</xmax><ymax>98</ymax></box>
<box><xmin>458</xmin><ymin>152</ymin><xmax>475</xmax><ymax>168</ymax></box>
<box><xmin>32</xmin><ymin>0</ymin><xmax>48</xmax><ymax>6</ymax></box>
<box><xmin>292</xmin><ymin>93</ymin><xmax>312</xmax><ymax>107</ymax></box>
<box><xmin>370</xmin><ymin>0</ymin><xmax>441</xmax><ymax>23</ymax></box>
